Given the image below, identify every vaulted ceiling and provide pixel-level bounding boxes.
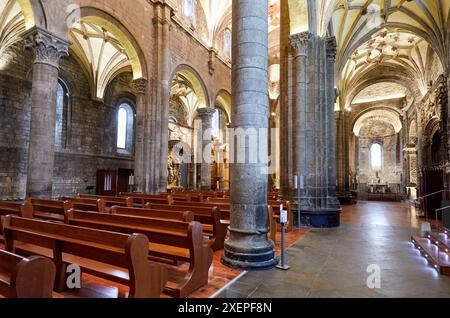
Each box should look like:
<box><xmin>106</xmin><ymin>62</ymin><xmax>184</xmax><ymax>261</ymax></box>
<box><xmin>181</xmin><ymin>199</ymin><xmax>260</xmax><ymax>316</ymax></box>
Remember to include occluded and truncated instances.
<box><xmin>0</xmin><ymin>0</ymin><xmax>25</xmax><ymax>58</ymax></box>
<box><xmin>69</xmin><ymin>20</ymin><xmax>132</xmax><ymax>100</ymax></box>
<box><xmin>327</xmin><ymin>0</ymin><xmax>449</xmax><ymax>108</ymax></box>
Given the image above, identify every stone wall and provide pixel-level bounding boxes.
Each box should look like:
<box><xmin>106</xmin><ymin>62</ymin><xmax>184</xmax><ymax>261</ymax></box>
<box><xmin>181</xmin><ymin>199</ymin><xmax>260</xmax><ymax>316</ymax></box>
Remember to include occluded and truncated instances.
<box><xmin>0</xmin><ymin>41</ymin><xmax>32</xmax><ymax>200</ymax></box>
<box><xmin>0</xmin><ymin>43</ymin><xmax>135</xmax><ymax>199</ymax></box>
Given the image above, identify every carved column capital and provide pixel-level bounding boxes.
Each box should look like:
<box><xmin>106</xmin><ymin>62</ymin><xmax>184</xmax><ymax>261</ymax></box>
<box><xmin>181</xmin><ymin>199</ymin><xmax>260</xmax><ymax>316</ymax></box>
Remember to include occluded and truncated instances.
<box><xmin>24</xmin><ymin>27</ymin><xmax>69</xmax><ymax>68</ymax></box>
<box><xmin>289</xmin><ymin>31</ymin><xmax>313</xmax><ymax>57</ymax></box>
<box><xmin>132</xmin><ymin>78</ymin><xmax>148</xmax><ymax>96</ymax></box>
<box><xmin>197</xmin><ymin>107</ymin><xmax>217</xmax><ymax>123</ymax></box>
<box><xmin>326</xmin><ymin>36</ymin><xmax>337</xmax><ymax>61</ymax></box>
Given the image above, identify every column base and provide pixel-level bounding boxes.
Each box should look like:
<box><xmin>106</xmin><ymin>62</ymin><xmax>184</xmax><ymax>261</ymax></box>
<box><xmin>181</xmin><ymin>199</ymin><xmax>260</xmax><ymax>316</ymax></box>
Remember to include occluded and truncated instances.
<box><xmin>294</xmin><ymin>208</ymin><xmax>341</xmax><ymax>228</ymax></box>
<box><xmin>221</xmin><ymin>240</ymin><xmax>278</xmax><ymax>271</ymax></box>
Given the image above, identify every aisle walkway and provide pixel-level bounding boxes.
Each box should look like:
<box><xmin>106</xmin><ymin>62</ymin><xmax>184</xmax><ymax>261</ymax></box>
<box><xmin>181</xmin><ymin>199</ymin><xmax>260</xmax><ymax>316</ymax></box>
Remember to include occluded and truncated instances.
<box><xmin>214</xmin><ymin>202</ymin><xmax>450</xmax><ymax>298</ymax></box>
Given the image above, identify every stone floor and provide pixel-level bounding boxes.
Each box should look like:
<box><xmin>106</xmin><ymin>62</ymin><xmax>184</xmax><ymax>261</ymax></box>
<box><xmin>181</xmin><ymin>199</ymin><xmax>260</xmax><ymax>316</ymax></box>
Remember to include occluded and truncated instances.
<box><xmin>214</xmin><ymin>201</ymin><xmax>450</xmax><ymax>298</ymax></box>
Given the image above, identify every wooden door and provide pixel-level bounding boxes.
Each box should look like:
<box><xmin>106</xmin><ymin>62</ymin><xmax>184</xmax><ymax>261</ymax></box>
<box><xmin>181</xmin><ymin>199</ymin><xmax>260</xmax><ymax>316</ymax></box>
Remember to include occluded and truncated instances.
<box><xmin>97</xmin><ymin>170</ymin><xmax>117</xmax><ymax>197</ymax></box>
<box><xmin>117</xmin><ymin>169</ymin><xmax>134</xmax><ymax>195</ymax></box>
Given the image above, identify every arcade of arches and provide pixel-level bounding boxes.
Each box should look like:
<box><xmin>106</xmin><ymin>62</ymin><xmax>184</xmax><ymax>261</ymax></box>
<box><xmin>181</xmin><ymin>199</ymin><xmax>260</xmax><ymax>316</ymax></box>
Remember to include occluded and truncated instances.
<box><xmin>1</xmin><ymin>0</ymin><xmax>450</xmax><ymax>298</ymax></box>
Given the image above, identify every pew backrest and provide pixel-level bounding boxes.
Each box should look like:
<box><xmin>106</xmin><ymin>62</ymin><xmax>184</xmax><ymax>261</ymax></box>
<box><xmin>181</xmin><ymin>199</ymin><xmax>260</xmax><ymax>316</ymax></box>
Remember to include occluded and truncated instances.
<box><xmin>119</xmin><ymin>193</ymin><xmax>174</xmax><ymax>206</ymax></box>
<box><xmin>26</xmin><ymin>198</ymin><xmax>71</xmax><ymax>222</ymax></box>
<box><xmin>110</xmin><ymin>206</ymin><xmax>194</xmax><ymax>222</ymax></box>
<box><xmin>78</xmin><ymin>194</ymin><xmax>133</xmax><ymax>208</ymax></box>
<box><xmin>59</xmin><ymin>197</ymin><xmax>106</xmax><ymax>213</ymax></box>
<box><xmin>0</xmin><ymin>201</ymin><xmax>33</xmax><ymax>219</ymax></box>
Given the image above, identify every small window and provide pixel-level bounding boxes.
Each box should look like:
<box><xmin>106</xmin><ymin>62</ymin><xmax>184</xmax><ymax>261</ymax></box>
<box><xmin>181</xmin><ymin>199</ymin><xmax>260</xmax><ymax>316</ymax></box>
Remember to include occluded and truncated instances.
<box><xmin>224</xmin><ymin>29</ymin><xmax>231</xmax><ymax>57</ymax></box>
<box><xmin>184</xmin><ymin>0</ymin><xmax>195</xmax><ymax>19</ymax></box>
<box><xmin>55</xmin><ymin>81</ymin><xmax>69</xmax><ymax>148</ymax></box>
<box><xmin>117</xmin><ymin>107</ymin><xmax>128</xmax><ymax>149</ymax></box>
<box><xmin>370</xmin><ymin>143</ymin><xmax>382</xmax><ymax>171</ymax></box>
<box><xmin>116</xmin><ymin>102</ymin><xmax>135</xmax><ymax>154</ymax></box>
<box><xmin>212</xmin><ymin>108</ymin><xmax>220</xmax><ymax>139</ymax></box>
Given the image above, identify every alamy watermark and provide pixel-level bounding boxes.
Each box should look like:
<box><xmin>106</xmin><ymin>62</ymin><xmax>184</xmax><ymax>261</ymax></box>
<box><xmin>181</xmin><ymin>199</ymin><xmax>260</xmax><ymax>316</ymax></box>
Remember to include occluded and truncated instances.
<box><xmin>172</xmin><ymin>119</ymin><xmax>279</xmax><ymax>176</ymax></box>
<box><xmin>366</xmin><ymin>264</ymin><xmax>381</xmax><ymax>289</ymax></box>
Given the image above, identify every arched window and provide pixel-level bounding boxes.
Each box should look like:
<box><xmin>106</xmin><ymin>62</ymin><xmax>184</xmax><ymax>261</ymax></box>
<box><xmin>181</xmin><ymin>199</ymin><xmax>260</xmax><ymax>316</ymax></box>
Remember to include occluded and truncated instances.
<box><xmin>116</xmin><ymin>102</ymin><xmax>135</xmax><ymax>154</ymax></box>
<box><xmin>55</xmin><ymin>80</ymin><xmax>69</xmax><ymax>148</ymax></box>
<box><xmin>184</xmin><ymin>0</ymin><xmax>195</xmax><ymax>22</ymax></box>
<box><xmin>224</xmin><ymin>29</ymin><xmax>231</xmax><ymax>57</ymax></box>
<box><xmin>117</xmin><ymin>107</ymin><xmax>128</xmax><ymax>149</ymax></box>
<box><xmin>212</xmin><ymin>108</ymin><xmax>221</xmax><ymax>139</ymax></box>
<box><xmin>370</xmin><ymin>143</ymin><xmax>383</xmax><ymax>171</ymax></box>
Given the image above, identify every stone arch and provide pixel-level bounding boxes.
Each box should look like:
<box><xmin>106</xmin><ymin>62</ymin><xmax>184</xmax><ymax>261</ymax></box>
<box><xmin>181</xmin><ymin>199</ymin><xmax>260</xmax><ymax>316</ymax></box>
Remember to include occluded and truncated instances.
<box><xmin>17</xmin><ymin>0</ymin><xmax>46</xmax><ymax>29</ymax></box>
<box><xmin>214</xmin><ymin>89</ymin><xmax>231</xmax><ymax>122</ymax></box>
<box><xmin>409</xmin><ymin>119</ymin><xmax>418</xmax><ymax>146</ymax></box>
<box><xmin>423</xmin><ymin>117</ymin><xmax>441</xmax><ymax>146</ymax></box>
<box><xmin>352</xmin><ymin>108</ymin><xmax>403</xmax><ymax>137</ymax></box>
<box><xmin>344</xmin><ymin>66</ymin><xmax>423</xmax><ymax>109</ymax></box>
<box><xmin>170</xmin><ymin>63</ymin><xmax>210</xmax><ymax>109</ymax></box>
<box><xmin>71</xmin><ymin>7</ymin><xmax>148</xmax><ymax>81</ymax></box>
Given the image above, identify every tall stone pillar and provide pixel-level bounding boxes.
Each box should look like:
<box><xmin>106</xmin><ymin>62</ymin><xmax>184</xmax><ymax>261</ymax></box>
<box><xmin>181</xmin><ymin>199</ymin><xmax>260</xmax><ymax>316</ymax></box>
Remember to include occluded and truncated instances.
<box><xmin>222</xmin><ymin>0</ymin><xmax>277</xmax><ymax>270</ymax></box>
<box><xmin>158</xmin><ymin>13</ymin><xmax>171</xmax><ymax>193</ymax></box>
<box><xmin>197</xmin><ymin>108</ymin><xmax>216</xmax><ymax>190</ymax></box>
<box><xmin>24</xmin><ymin>27</ymin><xmax>68</xmax><ymax>199</ymax></box>
<box><xmin>281</xmin><ymin>32</ymin><xmax>341</xmax><ymax>228</ymax></box>
<box><xmin>290</xmin><ymin>31</ymin><xmax>313</xmax><ymax>209</ymax></box>
<box><xmin>325</xmin><ymin>37</ymin><xmax>340</xmax><ymax>207</ymax></box>
<box><xmin>133</xmin><ymin>78</ymin><xmax>148</xmax><ymax>193</ymax></box>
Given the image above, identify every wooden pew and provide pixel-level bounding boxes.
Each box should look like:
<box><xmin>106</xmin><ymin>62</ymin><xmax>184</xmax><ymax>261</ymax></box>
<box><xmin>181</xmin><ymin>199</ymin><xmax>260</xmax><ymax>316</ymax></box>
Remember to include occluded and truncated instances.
<box><xmin>206</xmin><ymin>198</ymin><xmax>293</xmax><ymax>232</ymax></box>
<box><xmin>2</xmin><ymin>215</ymin><xmax>167</xmax><ymax>298</ymax></box>
<box><xmin>65</xmin><ymin>210</ymin><xmax>212</xmax><ymax>298</ymax></box>
<box><xmin>0</xmin><ymin>250</ymin><xmax>56</xmax><ymax>298</ymax></box>
<box><xmin>78</xmin><ymin>194</ymin><xmax>133</xmax><ymax>211</ymax></box>
<box><xmin>171</xmin><ymin>202</ymin><xmax>277</xmax><ymax>244</ymax></box>
<box><xmin>59</xmin><ymin>197</ymin><xmax>106</xmax><ymax>213</ymax></box>
<box><xmin>111</xmin><ymin>206</ymin><xmax>194</xmax><ymax>223</ymax></box>
<box><xmin>175</xmin><ymin>201</ymin><xmax>231</xmax><ymax>220</ymax></box>
<box><xmin>26</xmin><ymin>198</ymin><xmax>72</xmax><ymax>222</ymax></box>
<box><xmin>119</xmin><ymin>193</ymin><xmax>174</xmax><ymax>206</ymax></box>
<box><xmin>0</xmin><ymin>201</ymin><xmax>33</xmax><ymax>219</ymax></box>
<box><xmin>145</xmin><ymin>203</ymin><xmax>227</xmax><ymax>251</ymax></box>
<box><xmin>169</xmin><ymin>193</ymin><xmax>193</xmax><ymax>203</ymax></box>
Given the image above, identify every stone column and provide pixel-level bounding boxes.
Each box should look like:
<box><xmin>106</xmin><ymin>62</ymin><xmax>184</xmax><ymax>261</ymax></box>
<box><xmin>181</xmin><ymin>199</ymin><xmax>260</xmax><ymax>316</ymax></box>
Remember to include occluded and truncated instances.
<box><xmin>281</xmin><ymin>32</ymin><xmax>341</xmax><ymax>227</ymax></box>
<box><xmin>197</xmin><ymin>108</ymin><xmax>216</xmax><ymax>190</ymax></box>
<box><xmin>325</xmin><ymin>37</ymin><xmax>340</xmax><ymax>207</ymax></box>
<box><xmin>289</xmin><ymin>31</ymin><xmax>313</xmax><ymax>210</ymax></box>
<box><xmin>133</xmin><ymin>78</ymin><xmax>148</xmax><ymax>193</ymax></box>
<box><xmin>158</xmin><ymin>13</ymin><xmax>171</xmax><ymax>193</ymax></box>
<box><xmin>24</xmin><ymin>27</ymin><xmax>68</xmax><ymax>199</ymax></box>
<box><xmin>222</xmin><ymin>0</ymin><xmax>277</xmax><ymax>270</ymax></box>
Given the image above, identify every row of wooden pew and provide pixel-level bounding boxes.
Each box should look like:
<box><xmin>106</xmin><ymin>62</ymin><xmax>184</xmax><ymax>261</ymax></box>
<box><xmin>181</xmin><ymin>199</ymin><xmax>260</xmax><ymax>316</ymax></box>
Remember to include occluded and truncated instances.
<box><xmin>0</xmin><ymin>199</ymin><xmax>214</xmax><ymax>298</ymax></box>
<box><xmin>0</xmin><ymin>191</ymin><xmax>289</xmax><ymax>298</ymax></box>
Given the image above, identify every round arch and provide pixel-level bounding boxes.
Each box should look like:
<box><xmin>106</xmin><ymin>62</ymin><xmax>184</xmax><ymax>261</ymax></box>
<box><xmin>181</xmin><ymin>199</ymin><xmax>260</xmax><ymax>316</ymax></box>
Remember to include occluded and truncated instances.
<box><xmin>352</xmin><ymin>108</ymin><xmax>403</xmax><ymax>137</ymax></box>
<box><xmin>343</xmin><ymin>66</ymin><xmax>423</xmax><ymax>109</ymax></box>
<box><xmin>73</xmin><ymin>7</ymin><xmax>148</xmax><ymax>81</ymax></box>
<box><xmin>17</xmin><ymin>0</ymin><xmax>46</xmax><ymax>29</ymax></box>
<box><xmin>214</xmin><ymin>89</ymin><xmax>231</xmax><ymax>122</ymax></box>
<box><xmin>170</xmin><ymin>64</ymin><xmax>210</xmax><ymax>109</ymax></box>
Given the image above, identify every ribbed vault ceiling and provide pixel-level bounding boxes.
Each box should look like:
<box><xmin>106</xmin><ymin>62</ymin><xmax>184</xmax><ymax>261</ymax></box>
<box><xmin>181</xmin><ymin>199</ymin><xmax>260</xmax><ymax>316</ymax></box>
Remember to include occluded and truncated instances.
<box><xmin>69</xmin><ymin>20</ymin><xmax>132</xmax><ymax>100</ymax></box>
<box><xmin>0</xmin><ymin>0</ymin><xmax>25</xmax><ymax>58</ymax></box>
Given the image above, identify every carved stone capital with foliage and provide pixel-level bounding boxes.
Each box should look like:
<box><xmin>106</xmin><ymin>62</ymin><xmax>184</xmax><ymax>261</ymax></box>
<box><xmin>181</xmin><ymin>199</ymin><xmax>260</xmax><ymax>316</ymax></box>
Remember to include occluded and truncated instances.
<box><xmin>24</xmin><ymin>27</ymin><xmax>69</xmax><ymax>68</ymax></box>
<box><xmin>289</xmin><ymin>31</ymin><xmax>313</xmax><ymax>57</ymax></box>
